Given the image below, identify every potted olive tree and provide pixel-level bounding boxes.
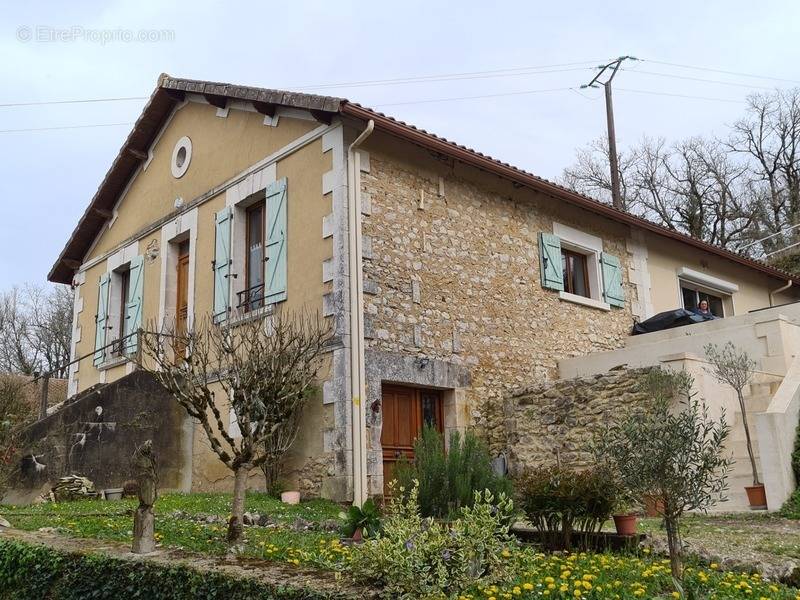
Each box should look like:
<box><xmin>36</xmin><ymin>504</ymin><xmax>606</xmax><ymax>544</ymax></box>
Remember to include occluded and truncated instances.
<box><xmin>705</xmin><ymin>343</ymin><xmax>766</xmax><ymax>509</ymax></box>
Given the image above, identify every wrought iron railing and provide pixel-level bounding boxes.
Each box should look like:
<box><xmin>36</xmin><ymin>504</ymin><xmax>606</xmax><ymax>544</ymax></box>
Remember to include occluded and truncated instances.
<box><xmin>236</xmin><ymin>283</ymin><xmax>266</xmax><ymax>312</ymax></box>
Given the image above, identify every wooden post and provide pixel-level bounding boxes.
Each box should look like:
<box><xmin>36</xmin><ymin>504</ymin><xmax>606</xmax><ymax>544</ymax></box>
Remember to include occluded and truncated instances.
<box><xmin>39</xmin><ymin>374</ymin><xmax>50</xmax><ymax>420</ymax></box>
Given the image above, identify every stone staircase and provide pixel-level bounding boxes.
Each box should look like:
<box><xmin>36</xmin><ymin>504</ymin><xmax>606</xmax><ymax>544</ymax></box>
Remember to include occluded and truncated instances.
<box><xmin>713</xmin><ymin>377</ymin><xmax>783</xmax><ymax>512</ymax></box>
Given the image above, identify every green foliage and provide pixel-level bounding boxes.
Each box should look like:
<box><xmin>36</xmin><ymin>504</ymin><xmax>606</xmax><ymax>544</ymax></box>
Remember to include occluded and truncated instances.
<box><xmin>339</xmin><ymin>498</ymin><xmax>382</xmax><ymax>539</ymax></box>
<box><xmin>0</xmin><ymin>539</ymin><xmax>348</xmax><ymax>600</ymax></box>
<box><xmin>391</xmin><ymin>426</ymin><xmax>512</xmax><ymax>518</ymax></box>
<box><xmin>516</xmin><ymin>465</ymin><xmax>618</xmax><ymax>550</ymax></box>
<box><xmin>592</xmin><ymin>368</ymin><xmax>732</xmax><ymax>578</ymax></box>
<box><xmin>792</xmin><ymin>415</ymin><xmax>800</xmax><ymax>485</ymax></box>
<box><xmin>780</xmin><ymin>488</ymin><xmax>800</xmax><ymax>519</ymax></box>
<box><xmin>349</xmin><ymin>481</ymin><xmax>516</xmax><ymax>599</ymax></box>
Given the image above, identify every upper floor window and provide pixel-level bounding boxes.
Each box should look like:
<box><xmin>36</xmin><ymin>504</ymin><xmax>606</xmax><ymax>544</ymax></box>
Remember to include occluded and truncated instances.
<box><xmin>561</xmin><ymin>249</ymin><xmax>590</xmax><ymax>298</ymax></box>
<box><xmin>681</xmin><ymin>283</ymin><xmax>725</xmax><ymax>317</ymax></box>
<box><xmin>243</xmin><ymin>201</ymin><xmax>266</xmax><ymax>312</ymax></box>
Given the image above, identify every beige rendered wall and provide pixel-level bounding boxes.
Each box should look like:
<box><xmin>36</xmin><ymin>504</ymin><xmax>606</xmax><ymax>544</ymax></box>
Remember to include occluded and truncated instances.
<box><xmin>645</xmin><ymin>233</ymin><xmax>797</xmax><ymax>316</ymax></box>
<box><xmin>67</xmin><ymin>101</ymin><xmax>337</xmax><ymax>496</ymax></box>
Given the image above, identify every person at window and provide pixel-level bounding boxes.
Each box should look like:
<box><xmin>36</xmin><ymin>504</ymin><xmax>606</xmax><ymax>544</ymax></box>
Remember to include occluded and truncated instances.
<box><xmin>694</xmin><ymin>299</ymin><xmax>715</xmax><ymax>319</ymax></box>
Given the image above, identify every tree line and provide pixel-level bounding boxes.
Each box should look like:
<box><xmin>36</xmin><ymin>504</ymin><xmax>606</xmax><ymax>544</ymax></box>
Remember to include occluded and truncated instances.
<box><xmin>561</xmin><ymin>88</ymin><xmax>800</xmax><ymax>268</ymax></box>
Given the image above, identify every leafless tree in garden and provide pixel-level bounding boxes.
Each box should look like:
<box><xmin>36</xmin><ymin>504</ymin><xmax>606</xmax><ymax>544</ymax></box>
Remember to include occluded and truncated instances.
<box><xmin>0</xmin><ymin>284</ymin><xmax>73</xmax><ymax>377</ymax></box>
<box><xmin>705</xmin><ymin>342</ymin><xmax>760</xmax><ymax>486</ymax></box>
<box><xmin>134</xmin><ymin>309</ymin><xmax>332</xmax><ymax>546</ymax></box>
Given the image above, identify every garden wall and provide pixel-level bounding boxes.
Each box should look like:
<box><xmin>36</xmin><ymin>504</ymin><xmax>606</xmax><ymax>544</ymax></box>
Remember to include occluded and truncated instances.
<box><xmin>5</xmin><ymin>371</ymin><xmax>192</xmax><ymax>504</ymax></box>
<box><xmin>503</xmin><ymin>367</ymin><xmax>651</xmax><ymax>474</ymax></box>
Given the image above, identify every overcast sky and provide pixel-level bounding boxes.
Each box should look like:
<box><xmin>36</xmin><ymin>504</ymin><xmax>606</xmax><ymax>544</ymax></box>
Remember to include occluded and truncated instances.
<box><xmin>1</xmin><ymin>0</ymin><xmax>799</xmax><ymax>290</ymax></box>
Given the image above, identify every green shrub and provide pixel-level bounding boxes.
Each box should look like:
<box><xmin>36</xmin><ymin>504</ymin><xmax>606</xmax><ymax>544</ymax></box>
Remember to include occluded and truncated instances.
<box><xmin>0</xmin><ymin>539</ymin><xmax>347</xmax><ymax>599</ymax></box>
<box><xmin>339</xmin><ymin>497</ymin><xmax>382</xmax><ymax>538</ymax></box>
<box><xmin>391</xmin><ymin>426</ymin><xmax>512</xmax><ymax>518</ymax></box>
<box><xmin>349</xmin><ymin>481</ymin><xmax>516</xmax><ymax>599</ymax></box>
<box><xmin>516</xmin><ymin>465</ymin><xmax>618</xmax><ymax>550</ymax></box>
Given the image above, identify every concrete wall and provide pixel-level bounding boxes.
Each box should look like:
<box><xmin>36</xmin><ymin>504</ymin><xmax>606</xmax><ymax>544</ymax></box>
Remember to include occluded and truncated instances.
<box><xmin>560</xmin><ymin>305</ymin><xmax>800</xmax><ymax>511</ymax></box>
<box><xmin>6</xmin><ymin>372</ymin><xmax>190</xmax><ymax>505</ymax></box>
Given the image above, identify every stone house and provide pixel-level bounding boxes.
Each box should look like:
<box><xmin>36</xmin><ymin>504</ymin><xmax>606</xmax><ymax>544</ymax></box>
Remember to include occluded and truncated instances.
<box><xmin>46</xmin><ymin>75</ymin><xmax>800</xmax><ymax>505</ymax></box>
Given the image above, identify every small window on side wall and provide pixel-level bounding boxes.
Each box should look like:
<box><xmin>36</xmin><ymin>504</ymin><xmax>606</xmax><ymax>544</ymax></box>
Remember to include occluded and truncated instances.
<box><xmin>681</xmin><ymin>283</ymin><xmax>725</xmax><ymax>317</ymax></box>
<box><xmin>561</xmin><ymin>249</ymin><xmax>590</xmax><ymax>298</ymax></box>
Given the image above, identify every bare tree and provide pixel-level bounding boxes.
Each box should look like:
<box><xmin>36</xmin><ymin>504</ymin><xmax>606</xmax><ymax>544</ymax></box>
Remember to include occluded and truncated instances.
<box><xmin>704</xmin><ymin>342</ymin><xmax>760</xmax><ymax>487</ymax></box>
<box><xmin>0</xmin><ymin>375</ymin><xmax>37</xmax><ymax>495</ymax></box>
<box><xmin>135</xmin><ymin>310</ymin><xmax>332</xmax><ymax>545</ymax></box>
<box><xmin>561</xmin><ymin>137</ymin><xmax>637</xmax><ymax>211</ymax></box>
<box><xmin>729</xmin><ymin>89</ymin><xmax>800</xmax><ymax>254</ymax></box>
<box><xmin>0</xmin><ymin>284</ymin><xmax>73</xmax><ymax>377</ymax></box>
<box><xmin>562</xmin><ymin>136</ymin><xmax>758</xmax><ymax>251</ymax></box>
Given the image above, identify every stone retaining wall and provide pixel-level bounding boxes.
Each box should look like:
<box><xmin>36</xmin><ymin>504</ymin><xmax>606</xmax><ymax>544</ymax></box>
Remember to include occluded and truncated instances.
<box><xmin>503</xmin><ymin>367</ymin><xmax>652</xmax><ymax>473</ymax></box>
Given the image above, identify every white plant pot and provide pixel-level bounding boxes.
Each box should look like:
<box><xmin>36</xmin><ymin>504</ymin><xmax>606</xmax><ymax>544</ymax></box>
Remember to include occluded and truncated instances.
<box><xmin>281</xmin><ymin>491</ymin><xmax>300</xmax><ymax>505</ymax></box>
<box><xmin>104</xmin><ymin>488</ymin><xmax>124</xmax><ymax>501</ymax></box>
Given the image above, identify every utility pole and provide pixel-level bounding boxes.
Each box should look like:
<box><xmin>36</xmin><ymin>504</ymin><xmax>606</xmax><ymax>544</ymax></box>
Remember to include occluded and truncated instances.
<box><xmin>581</xmin><ymin>56</ymin><xmax>638</xmax><ymax>211</ymax></box>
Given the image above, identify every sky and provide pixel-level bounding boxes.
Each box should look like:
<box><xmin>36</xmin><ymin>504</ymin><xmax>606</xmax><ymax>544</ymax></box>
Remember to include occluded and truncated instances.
<box><xmin>1</xmin><ymin>0</ymin><xmax>799</xmax><ymax>290</ymax></box>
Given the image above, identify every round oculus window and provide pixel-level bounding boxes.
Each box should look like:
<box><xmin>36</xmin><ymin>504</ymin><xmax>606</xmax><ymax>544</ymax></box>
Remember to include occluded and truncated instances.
<box><xmin>171</xmin><ymin>136</ymin><xmax>192</xmax><ymax>178</ymax></box>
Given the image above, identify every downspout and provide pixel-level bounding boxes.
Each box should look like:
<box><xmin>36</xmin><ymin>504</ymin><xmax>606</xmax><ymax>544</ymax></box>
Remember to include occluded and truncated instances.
<box><xmin>770</xmin><ymin>279</ymin><xmax>793</xmax><ymax>307</ymax></box>
<box><xmin>347</xmin><ymin>119</ymin><xmax>374</xmax><ymax>506</ymax></box>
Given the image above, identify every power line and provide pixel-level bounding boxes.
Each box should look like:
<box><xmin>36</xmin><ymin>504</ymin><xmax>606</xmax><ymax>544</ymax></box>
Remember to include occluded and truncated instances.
<box><xmin>644</xmin><ymin>59</ymin><xmax>800</xmax><ymax>86</ymax></box>
<box><xmin>0</xmin><ymin>85</ymin><xmax>756</xmax><ymax>133</ymax></box>
<box><xmin>291</xmin><ymin>61</ymin><xmax>600</xmax><ymax>90</ymax></box>
<box><xmin>375</xmin><ymin>87</ymin><xmax>573</xmax><ymax>107</ymax></box>
<box><xmin>0</xmin><ymin>122</ymin><xmax>133</xmax><ymax>134</ymax></box>
<box><xmin>0</xmin><ymin>96</ymin><xmax>147</xmax><ymax>108</ymax></box>
<box><xmin>615</xmin><ymin>88</ymin><xmax>746</xmax><ymax>104</ymax></box>
<box><xmin>622</xmin><ymin>68</ymin><xmax>778</xmax><ymax>91</ymax></box>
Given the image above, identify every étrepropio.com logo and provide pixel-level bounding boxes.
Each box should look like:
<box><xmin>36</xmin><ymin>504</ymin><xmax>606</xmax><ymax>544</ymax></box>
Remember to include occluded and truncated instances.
<box><xmin>16</xmin><ymin>25</ymin><xmax>175</xmax><ymax>45</ymax></box>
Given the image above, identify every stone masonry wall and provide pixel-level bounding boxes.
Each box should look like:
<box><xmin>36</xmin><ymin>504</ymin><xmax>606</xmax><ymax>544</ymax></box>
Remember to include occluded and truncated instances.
<box><xmin>503</xmin><ymin>367</ymin><xmax>652</xmax><ymax>473</ymax></box>
<box><xmin>361</xmin><ymin>142</ymin><xmax>636</xmax><ymax>452</ymax></box>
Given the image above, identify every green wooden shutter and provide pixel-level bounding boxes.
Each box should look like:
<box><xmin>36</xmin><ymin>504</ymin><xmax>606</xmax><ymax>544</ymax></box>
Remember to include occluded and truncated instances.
<box><xmin>265</xmin><ymin>178</ymin><xmax>288</xmax><ymax>304</ymax></box>
<box><xmin>538</xmin><ymin>232</ymin><xmax>564</xmax><ymax>291</ymax></box>
<box><xmin>213</xmin><ymin>207</ymin><xmax>233</xmax><ymax>322</ymax></box>
<box><xmin>123</xmin><ymin>255</ymin><xmax>144</xmax><ymax>354</ymax></box>
<box><xmin>93</xmin><ymin>273</ymin><xmax>111</xmax><ymax>365</ymax></box>
<box><xmin>600</xmin><ymin>252</ymin><xmax>625</xmax><ymax>307</ymax></box>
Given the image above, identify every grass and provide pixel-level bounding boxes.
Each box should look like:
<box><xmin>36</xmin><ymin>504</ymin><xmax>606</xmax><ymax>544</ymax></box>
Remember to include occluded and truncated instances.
<box><xmin>1</xmin><ymin>492</ymin><xmax>348</xmax><ymax>569</ymax></box>
<box><xmin>637</xmin><ymin>512</ymin><xmax>800</xmax><ymax>570</ymax></box>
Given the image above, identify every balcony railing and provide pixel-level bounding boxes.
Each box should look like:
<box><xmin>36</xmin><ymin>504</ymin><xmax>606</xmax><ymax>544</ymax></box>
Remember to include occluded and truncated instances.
<box><xmin>236</xmin><ymin>283</ymin><xmax>266</xmax><ymax>312</ymax></box>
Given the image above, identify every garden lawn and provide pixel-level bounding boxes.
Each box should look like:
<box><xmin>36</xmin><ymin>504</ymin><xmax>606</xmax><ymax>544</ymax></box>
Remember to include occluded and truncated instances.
<box><xmin>638</xmin><ymin>513</ymin><xmax>800</xmax><ymax>573</ymax></box>
<box><xmin>465</xmin><ymin>551</ymin><xmax>800</xmax><ymax>600</ymax></box>
<box><xmin>0</xmin><ymin>492</ymin><xmax>349</xmax><ymax>570</ymax></box>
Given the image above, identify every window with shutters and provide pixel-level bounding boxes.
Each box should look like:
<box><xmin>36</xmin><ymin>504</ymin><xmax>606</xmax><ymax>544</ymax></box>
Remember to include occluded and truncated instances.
<box><xmin>241</xmin><ymin>201</ymin><xmax>266</xmax><ymax>312</ymax></box>
<box><xmin>561</xmin><ymin>249</ymin><xmax>590</xmax><ymax>298</ymax></box>
<box><xmin>110</xmin><ymin>268</ymin><xmax>131</xmax><ymax>358</ymax></box>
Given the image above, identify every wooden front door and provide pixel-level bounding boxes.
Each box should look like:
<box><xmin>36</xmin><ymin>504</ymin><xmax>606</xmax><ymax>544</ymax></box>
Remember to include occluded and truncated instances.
<box><xmin>381</xmin><ymin>385</ymin><xmax>443</xmax><ymax>496</ymax></box>
<box><xmin>174</xmin><ymin>241</ymin><xmax>190</xmax><ymax>361</ymax></box>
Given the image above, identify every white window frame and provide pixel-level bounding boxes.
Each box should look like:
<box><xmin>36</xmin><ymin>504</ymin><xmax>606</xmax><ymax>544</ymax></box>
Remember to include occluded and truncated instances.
<box><xmin>676</xmin><ymin>267</ymin><xmax>738</xmax><ymax>317</ymax></box>
<box><xmin>98</xmin><ymin>241</ymin><xmax>139</xmax><ymax>371</ymax></box>
<box><xmin>553</xmin><ymin>222</ymin><xmax>610</xmax><ymax>311</ymax></box>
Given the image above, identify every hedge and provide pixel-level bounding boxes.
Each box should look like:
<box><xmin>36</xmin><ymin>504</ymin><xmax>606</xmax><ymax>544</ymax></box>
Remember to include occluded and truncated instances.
<box><xmin>0</xmin><ymin>539</ymin><xmax>352</xmax><ymax>600</ymax></box>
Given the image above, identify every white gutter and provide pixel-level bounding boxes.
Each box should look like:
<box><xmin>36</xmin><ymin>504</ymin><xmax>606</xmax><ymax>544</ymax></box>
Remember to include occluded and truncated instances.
<box><xmin>347</xmin><ymin>120</ymin><xmax>374</xmax><ymax>506</ymax></box>
<box><xmin>770</xmin><ymin>279</ymin><xmax>793</xmax><ymax>307</ymax></box>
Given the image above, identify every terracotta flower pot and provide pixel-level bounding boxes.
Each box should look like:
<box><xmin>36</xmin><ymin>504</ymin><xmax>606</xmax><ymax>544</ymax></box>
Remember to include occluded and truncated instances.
<box><xmin>745</xmin><ymin>484</ymin><xmax>768</xmax><ymax>510</ymax></box>
<box><xmin>280</xmin><ymin>490</ymin><xmax>300</xmax><ymax>505</ymax></box>
<box><xmin>351</xmin><ymin>527</ymin><xmax>363</xmax><ymax>542</ymax></box>
<box><xmin>613</xmin><ymin>514</ymin><xmax>638</xmax><ymax>536</ymax></box>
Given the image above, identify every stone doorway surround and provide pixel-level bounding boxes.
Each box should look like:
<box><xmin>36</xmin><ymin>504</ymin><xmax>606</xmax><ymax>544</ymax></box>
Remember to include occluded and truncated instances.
<box><xmin>364</xmin><ymin>349</ymin><xmax>471</xmax><ymax>496</ymax></box>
